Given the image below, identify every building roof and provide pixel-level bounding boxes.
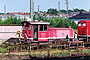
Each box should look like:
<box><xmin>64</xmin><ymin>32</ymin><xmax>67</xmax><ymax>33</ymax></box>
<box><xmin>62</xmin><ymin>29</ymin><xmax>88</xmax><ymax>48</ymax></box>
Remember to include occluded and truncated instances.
<box><xmin>69</xmin><ymin>12</ymin><xmax>90</xmax><ymax>19</ymax></box>
<box><xmin>7</xmin><ymin>12</ymin><xmax>30</xmax><ymax>15</ymax></box>
<box><xmin>78</xmin><ymin>20</ymin><xmax>90</xmax><ymax>22</ymax></box>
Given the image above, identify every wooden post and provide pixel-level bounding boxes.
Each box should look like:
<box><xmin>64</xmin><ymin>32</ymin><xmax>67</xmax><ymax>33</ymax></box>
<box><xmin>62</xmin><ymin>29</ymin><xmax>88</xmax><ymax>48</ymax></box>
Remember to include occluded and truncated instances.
<box><xmin>56</xmin><ymin>39</ymin><xmax>58</xmax><ymax>48</ymax></box>
<box><xmin>37</xmin><ymin>44</ymin><xmax>39</xmax><ymax>50</ymax></box>
<box><xmin>48</xmin><ymin>49</ymin><xmax>50</xmax><ymax>57</ymax></box>
<box><xmin>30</xmin><ymin>44</ymin><xmax>31</xmax><ymax>51</ymax></box>
<box><xmin>83</xmin><ymin>42</ymin><xmax>84</xmax><ymax>48</ymax></box>
<box><xmin>8</xmin><ymin>46</ymin><xmax>10</xmax><ymax>56</ymax></box>
<box><xmin>69</xmin><ymin>43</ymin><xmax>71</xmax><ymax>49</ymax></box>
<box><xmin>77</xmin><ymin>43</ymin><xmax>79</xmax><ymax>48</ymax></box>
<box><xmin>87</xmin><ymin>36</ymin><xmax>88</xmax><ymax>41</ymax></box>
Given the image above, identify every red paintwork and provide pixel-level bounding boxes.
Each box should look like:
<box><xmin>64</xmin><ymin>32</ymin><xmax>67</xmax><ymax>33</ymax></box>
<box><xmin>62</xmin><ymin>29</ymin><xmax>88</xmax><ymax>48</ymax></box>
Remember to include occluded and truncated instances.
<box><xmin>48</xmin><ymin>27</ymin><xmax>74</xmax><ymax>39</ymax></box>
<box><xmin>21</xmin><ymin>21</ymin><xmax>74</xmax><ymax>42</ymax></box>
<box><xmin>31</xmin><ymin>25</ymin><xmax>33</xmax><ymax>41</ymax></box>
<box><xmin>78</xmin><ymin>20</ymin><xmax>90</xmax><ymax>36</ymax></box>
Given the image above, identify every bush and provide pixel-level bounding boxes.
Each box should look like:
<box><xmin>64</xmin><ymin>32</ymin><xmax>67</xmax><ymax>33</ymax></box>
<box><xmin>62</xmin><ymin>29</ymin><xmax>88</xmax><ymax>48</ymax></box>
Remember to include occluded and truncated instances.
<box><xmin>0</xmin><ymin>48</ymin><xmax>7</xmax><ymax>53</ymax></box>
<box><xmin>38</xmin><ymin>17</ymin><xmax>77</xmax><ymax>29</ymax></box>
<box><xmin>62</xmin><ymin>53</ymin><xmax>68</xmax><ymax>57</ymax></box>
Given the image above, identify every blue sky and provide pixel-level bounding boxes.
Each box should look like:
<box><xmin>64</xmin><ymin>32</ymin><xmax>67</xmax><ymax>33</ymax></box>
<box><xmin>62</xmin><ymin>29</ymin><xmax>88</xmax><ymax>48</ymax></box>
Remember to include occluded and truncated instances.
<box><xmin>0</xmin><ymin>0</ymin><xmax>90</xmax><ymax>13</ymax></box>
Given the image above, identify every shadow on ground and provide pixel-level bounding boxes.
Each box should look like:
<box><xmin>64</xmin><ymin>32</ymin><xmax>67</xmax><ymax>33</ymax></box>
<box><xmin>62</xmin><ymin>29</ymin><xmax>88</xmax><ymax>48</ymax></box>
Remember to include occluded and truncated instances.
<box><xmin>22</xmin><ymin>56</ymin><xmax>90</xmax><ymax>60</ymax></box>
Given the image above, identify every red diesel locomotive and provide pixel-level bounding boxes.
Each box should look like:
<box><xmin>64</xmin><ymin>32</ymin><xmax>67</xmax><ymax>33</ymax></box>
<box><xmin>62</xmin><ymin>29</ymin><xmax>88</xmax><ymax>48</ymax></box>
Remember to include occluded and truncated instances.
<box><xmin>78</xmin><ymin>20</ymin><xmax>90</xmax><ymax>41</ymax></box>
<box><xmin>21</xmin><ymin>21</ymin><xmax>74</xmax><ymax>43</ymax></box>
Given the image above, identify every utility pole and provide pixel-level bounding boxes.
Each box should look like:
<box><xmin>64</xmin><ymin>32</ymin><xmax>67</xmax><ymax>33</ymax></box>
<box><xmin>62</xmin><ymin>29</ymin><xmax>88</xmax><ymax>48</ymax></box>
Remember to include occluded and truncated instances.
<box><xmin>58</xmin><ymin>1</ymin><xmax>60</xmax><ymax>16</ymax></box>
<box><xmin>73</xmin><ymin>8</ymin><xmax>74</xmax><ymax>16</ymax></box>
<box><xmin>66</xmin><ymin>0</ymin><xmax>69</xmax><ymax>19</ymax></box>
<box><xmin>37</xmin><ymin>5</ymin><xmax>40</xmax><ymax>19</ymax></box>
<box><xmin>30</xmin><ymin>0</ymin><xmax>34</xmax><ymax>21</ymax></box>
<box><xmin>58</xmin><ymin>1</ymin><xmax>60</xmax><ymax>11</ymax></box>
<box><xmin>73</xmin><ymin>8</ymin><xmax>74</xmax><ymax>12</ymax></box>
<box><xmin>38</xmin><ymin>5</ymin><xmax>40</xmax><ymax>13</ymax></box>
<box><xmin>4</xmin><ymin>4</ymin><xmax>6</xmax><ymax>14</ymax></box>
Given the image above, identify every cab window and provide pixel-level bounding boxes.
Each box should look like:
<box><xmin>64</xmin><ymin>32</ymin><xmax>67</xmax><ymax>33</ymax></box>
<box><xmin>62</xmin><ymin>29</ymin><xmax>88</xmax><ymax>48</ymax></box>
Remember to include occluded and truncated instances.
<box><xmin>78</xmin><ymin>23</ymin><xmax>81</xmax><ymax>26</ymax></box>
<box><xmin>28</xmin><ymin>25</ymin><xmax>31</xmax><ymax>30</ymax></box>
<box><xmin>39</xmin><ymin>25</ymin><xmax>47</xmax><ymax>31</ymax></box>
<box><xmin>44</xmin><ymin>25</ymin><xmax>47</xmax><ymax>31</ymax></box>
<box><xmin>40</xmin><ymin>25</ymin><xmax>43</xmax><ymax>31</ymax></box>
<box><xmin>83</xmin><ymin>23</ymin><xmax>86</xmax><ymax>26</ymax></box>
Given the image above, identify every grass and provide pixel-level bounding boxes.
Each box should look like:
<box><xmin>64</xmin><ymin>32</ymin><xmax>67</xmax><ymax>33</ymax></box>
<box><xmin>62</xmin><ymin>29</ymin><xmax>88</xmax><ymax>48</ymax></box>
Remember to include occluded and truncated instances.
<box><xmin>82</xmin><ymin>49</ymin><xmax>89</xmax><ymax>54</ymax></box>
<box><xmin>62</xmin><ymin>53</ymin><xmax>68</xmax><ymax>57</ymax></box>
<box><xmin>0</xmin><ymin>47</ymin><xmax>90</xmax><ymax>58</ymax></box>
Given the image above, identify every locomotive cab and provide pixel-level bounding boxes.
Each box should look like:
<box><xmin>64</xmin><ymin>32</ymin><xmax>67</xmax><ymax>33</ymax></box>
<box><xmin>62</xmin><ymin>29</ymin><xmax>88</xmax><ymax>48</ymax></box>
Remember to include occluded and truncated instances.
<box><xmin>21</xmin><ymin>21</ymin><xmax>31</xmax><ymax>39</ymax></box>
<box><xmin>21</xmin><ymin>21</ymin><xmax>50</xmax><ymax>42</ymax></box>
<box><xmin>78</xmin><ymin>21</ymin><xmax>87</xmax><ymax>35</ymax></box>
<box><xmin>78</xmin><ymin>20</ymin><xmax>90</xmax><ymax>41</ymax></box>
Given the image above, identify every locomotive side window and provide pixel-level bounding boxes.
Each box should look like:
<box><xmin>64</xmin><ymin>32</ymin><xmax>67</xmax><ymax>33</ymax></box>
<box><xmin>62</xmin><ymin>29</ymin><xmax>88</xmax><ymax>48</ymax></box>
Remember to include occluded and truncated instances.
<box><xmin>39</xmin><ymin>25</ymin><xmax>47</xmax><ymax>31</ymax></box>
<box><xmin>40</xmin><ymin>25</ymin><xmax>43</xmax><ymax>31</ymax></box>
<box><xmin>83</xmin><ymin>23</ymin><xmax>86</xmax><ymax>26</ymax></box>
<box><xmin>28</xmin><ymin>25</ymin><xmax>31</xmax><ymax>30</ymax></box>
<box><xmin>44</xmin><ymin>25</ymin><xmax>47</xmax><ymax>31</ymax></box>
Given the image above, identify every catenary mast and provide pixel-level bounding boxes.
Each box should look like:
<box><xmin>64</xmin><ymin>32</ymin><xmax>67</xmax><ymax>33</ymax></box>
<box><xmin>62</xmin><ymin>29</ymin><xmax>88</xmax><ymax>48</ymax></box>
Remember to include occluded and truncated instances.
<box><xmin>58</xmin><ymin>1</ymin><xmax>60</xmax><ymax>11</ymax></box>
<box><xmin>30</xmin><ymin>0</ymin><xmax>34</xmax><ymax>21</ymax></box>
<box><xmin>66</xmin><ymin>0</ymin><xmax>69</xmax><ymax>19</ymax></box>
<box><xmin>4</xmin><ymin>5</ymin><xmax>6</xmax><ymax>14</ymax></box>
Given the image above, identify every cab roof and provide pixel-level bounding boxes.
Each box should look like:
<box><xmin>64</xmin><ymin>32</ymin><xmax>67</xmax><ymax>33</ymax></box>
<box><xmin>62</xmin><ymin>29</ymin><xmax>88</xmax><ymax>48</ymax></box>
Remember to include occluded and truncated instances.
<box><xmin>21</xmin><ymin>21</ymin><xmax>50</xmax><ymax>25</ymax></box>
<box><xmin>78</xmin><ymin>20</ymin><xmax>90</xmax><ymax>23</ymax></box>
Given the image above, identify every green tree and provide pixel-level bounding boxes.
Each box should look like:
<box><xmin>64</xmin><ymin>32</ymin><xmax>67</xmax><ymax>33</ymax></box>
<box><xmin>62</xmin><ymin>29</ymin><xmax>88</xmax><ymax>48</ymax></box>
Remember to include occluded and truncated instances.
<box><xmin>3</xmin><ymin>17</ymin><xmax>22</xmax><ymax>25</ymax></box>
<box><xmin>47</xmin><ymin>8</ymin><xmax>58</xmax><ymax>15</ymax></box>
<box><xmin>74</xmin><ymin>8</ymin><xmax>80</xmax><ymax>12</ymax></box>
<box><xmin>38</xmin><ymin>16</ymin><xmax>77</xmax><ymax>29</ymax></box>
<box><xmin>89</xmin><ymin>9</ymin><xmax>90</xmax><ymax>11</ymax></box>
<box><xmin>80</xmin><ymin>9</ymin><xmax>87</xmax><ymax>12</ymax></box>
<box><xmin>68</xmin><ymin>10</ymin><xmax>73</xmax><ymax>13</ymax></box>
<box><xmin>3</xmin><ymin>17</ymin><xmax>12</xmax><ymax>24</ymax></box>
<box><xmin>71</xmin><ymin>21</ymin><xmax>77</xmax><ymax>29</ymax></box>
<box><xmin>60</xmin><ymin>9</ymin><xmax>67</xmax><ymax>13</ymax></box>
<box><xmin>16</xmin><ymin>18</ymin><xmax>22</xmax><ymax>24</ymax></box>
<box><xmin>33</xmin><ymin>15</ymin><xmax>36</xmax><ymax>20</ymax></box>
<box><xmin>0</xmin><ymin>16</ymin><xmax>77</xmax><ymax>29</ymax></box>
<box><xmin>0</xmin><ymin>19</ymin><xmax>3</xmax><ymax>24</ymax></box>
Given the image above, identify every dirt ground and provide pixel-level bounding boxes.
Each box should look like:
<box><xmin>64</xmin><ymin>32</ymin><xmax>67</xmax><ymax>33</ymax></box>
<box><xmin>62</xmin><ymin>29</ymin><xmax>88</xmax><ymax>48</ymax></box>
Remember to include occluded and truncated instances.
<box><xmin>0</xmin><ymin>55</ymin><xmax>30</xmax><ymax>60</ymax></box>
<box><xmin>0</xmin><ymin>48</ymin><xmax>90</xmax><ymax>60</ymax></box>
<box><xmin>1</xmin><ymin>55</ymin><xmax>90</xmax><ymax>60</ymax></box>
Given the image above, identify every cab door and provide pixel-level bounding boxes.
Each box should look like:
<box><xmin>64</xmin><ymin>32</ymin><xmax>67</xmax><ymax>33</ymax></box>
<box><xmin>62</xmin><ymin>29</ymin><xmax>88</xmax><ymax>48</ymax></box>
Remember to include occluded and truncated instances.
<box><xmin>38</xmin><ymin>24</ymin><xmax>48</xmax><ymax>41</ymax></box>
<box><xmin>33</xmin><ymin>25</ymin><xmax>38</xmax><ymax>41</ymax></box>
